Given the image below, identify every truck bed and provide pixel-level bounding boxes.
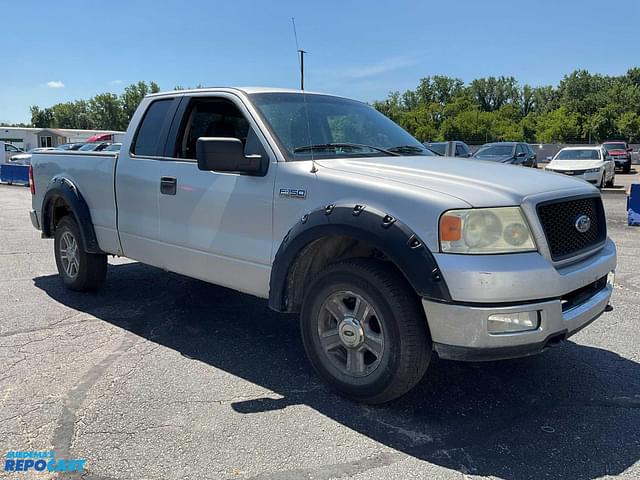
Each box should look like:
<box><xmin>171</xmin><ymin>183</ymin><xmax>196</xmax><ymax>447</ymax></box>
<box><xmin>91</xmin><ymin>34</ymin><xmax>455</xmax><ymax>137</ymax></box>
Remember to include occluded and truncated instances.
<box><xmin>31</xmin><ymin>151</ymin><xmax>121</xmax><ymax>255</ymax></box>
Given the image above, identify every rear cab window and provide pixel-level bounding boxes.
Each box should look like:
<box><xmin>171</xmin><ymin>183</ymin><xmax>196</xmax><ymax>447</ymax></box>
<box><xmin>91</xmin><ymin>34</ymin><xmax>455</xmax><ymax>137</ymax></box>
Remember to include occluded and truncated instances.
<box><xmin>132</xmin><ymin>99</ymin><xmax>176</xmax><ymax>157</ymax></box>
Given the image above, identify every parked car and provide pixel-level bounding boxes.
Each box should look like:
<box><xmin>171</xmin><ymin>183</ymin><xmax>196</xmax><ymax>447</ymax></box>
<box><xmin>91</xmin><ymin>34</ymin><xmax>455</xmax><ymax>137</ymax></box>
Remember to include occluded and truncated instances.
<box><xmin>7</xmin><ymin>147</ymin><xmax>56</xmax><ymax>166</ymax></box>
<box><xmin>104</xmin><ymin>143</ymin><xmax>122</xmax><ymax>152</ymax></box>
<box><xmin>545</xmin><ymin>146</ymin><xmax>615</xmax><ymax>188</ymax></box>
<box><xmin>423</xmin><ymin>141</ymin><xmax>472</xmax><ymax>157</ymax></box>
<box><xmin>78</xmin><ymin>142</ymin><xmax>112</xmax><ymax>152</ymax></box>
<box><xmin>56</xmin><ymin>143</ymin><xmax>86</xmax><ymax>151</ymax></box>
<box><xmin>3</xmin><ymin>142</ymin><xmax>24</xmax><ymax>162</ymax></box>
<box><xmin>472</xmin><ymin>142</ymin><xmax>537</xmax><ymax>167</ymax></box>
<box><xmin>29</xmin><ymin>87</ymin><xmax>616</xmax><ymax>403</ymax></box>
<box><xmin>602</xmin><ymin>141</ymin><xmax>632</xmax><ymax>173</ymax></box>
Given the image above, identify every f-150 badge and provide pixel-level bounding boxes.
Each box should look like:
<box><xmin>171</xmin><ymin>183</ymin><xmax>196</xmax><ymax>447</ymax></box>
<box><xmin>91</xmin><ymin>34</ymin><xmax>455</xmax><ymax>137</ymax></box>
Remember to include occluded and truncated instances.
<box><xmin>279</xmin><ymin>188</ymin><xmax>307</xmax><ymax>199</ymax></box>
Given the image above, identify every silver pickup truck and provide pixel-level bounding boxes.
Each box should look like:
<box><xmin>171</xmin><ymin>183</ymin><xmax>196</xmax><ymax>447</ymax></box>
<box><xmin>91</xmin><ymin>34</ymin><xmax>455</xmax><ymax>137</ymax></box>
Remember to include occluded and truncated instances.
<box><xmin>29</xmin><ymin>87</ymin><xmax>616</xmax><ymax>403</ymax></box>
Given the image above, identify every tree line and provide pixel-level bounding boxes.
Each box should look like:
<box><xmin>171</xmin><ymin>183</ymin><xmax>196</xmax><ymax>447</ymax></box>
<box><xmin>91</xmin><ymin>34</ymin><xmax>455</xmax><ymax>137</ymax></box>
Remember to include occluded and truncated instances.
<box><xmin>372</xmin><ymin>68</ymin><xmax>640</xmax><ymax>144</ymax></box>
<box><xmin>15</xmin><ymin>69</ymin><xmax>640</xmax><ymax>143</ymax></box>
<box><xmin>27</xmin><ymin>81</ymin><xmax>161</xmax><ymax>131</ymax></box>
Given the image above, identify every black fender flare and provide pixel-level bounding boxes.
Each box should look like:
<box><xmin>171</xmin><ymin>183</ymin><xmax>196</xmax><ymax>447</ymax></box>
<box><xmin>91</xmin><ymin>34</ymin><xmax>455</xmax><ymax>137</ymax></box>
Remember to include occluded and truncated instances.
<box><xmin>41</xmin><ymin>176</ymin><xmax>104</xmax><ymax>254</ymax></box>
<box><xmin>268</xmin><ymin>203</ymin><xmax>451</xmax><ymax>312</ymax></box>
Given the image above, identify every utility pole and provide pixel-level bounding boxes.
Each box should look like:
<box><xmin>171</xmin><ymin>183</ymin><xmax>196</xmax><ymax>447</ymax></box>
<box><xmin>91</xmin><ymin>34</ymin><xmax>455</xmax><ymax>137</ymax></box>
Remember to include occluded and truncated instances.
<box><xmin>298</xmin><ymin>49</ymin><xmax>306</xmax><ymax>90</ymax></box>
<box><xmin>292</xmin><ymin>18</ymin><xmax>306</xmax><ymax>91</ymax></box>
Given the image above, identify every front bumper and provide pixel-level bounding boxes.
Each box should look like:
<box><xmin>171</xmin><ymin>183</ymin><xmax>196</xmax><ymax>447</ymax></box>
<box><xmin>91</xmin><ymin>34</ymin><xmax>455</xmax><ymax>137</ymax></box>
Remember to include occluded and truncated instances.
<box><xmin>546</xmin><ymin>168</ymin><xmax>602</xmax><ymax>184</ymax></box>
<box><xmin>614</xmin><ymin>159</ymin><xmax>631</xmax><ymax>168</ymax></box>
<box><xmin>424</xmin><ymin>241</ymin><xmax>616</xmax><ymax>361</ymax></box>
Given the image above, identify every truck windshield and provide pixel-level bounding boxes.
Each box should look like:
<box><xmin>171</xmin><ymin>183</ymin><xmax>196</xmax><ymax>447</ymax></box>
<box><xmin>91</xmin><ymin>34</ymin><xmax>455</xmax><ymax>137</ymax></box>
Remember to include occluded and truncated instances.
<box><xmin>603</xmin><ymin>143</ymin><xmax>626</xmax><ymax>151</ymax></box>
<box><xmin>249</xmin><ymin>93</ymin><xmax>431</xmax><ymax>160</ymax></box>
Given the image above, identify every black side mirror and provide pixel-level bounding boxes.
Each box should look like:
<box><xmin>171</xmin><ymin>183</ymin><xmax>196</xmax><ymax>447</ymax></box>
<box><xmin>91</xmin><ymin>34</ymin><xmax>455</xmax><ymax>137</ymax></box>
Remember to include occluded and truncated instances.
<box><xmin>516</xmin><ymin>151</ymin><xmax>527</xmax><ymax>158</ymax></box>
<box><xmin>196</xmin><ymin>137</ymin><xmax>263</xmax><ymax>175</ymax></box>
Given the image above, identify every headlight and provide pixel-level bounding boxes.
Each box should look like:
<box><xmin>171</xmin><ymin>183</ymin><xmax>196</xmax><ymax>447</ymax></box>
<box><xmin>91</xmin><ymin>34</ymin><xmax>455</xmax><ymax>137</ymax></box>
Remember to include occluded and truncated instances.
<box><xmin>585</xmin><ymin>168</ymin><xmax>601</xmax><ymax>173</ymax></box>
<box><xmin>439</xmin><ymin>207</ymin><xmax>537</xmax><ymax>254</ymax></box>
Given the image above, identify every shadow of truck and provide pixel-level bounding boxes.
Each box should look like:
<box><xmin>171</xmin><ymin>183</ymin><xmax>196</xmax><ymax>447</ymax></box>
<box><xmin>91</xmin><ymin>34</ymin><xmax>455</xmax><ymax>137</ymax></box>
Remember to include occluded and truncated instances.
<box><xmin>35</xmin><ymin>262</ymin><xmax>640</xmax><ymax>480</ymax></box>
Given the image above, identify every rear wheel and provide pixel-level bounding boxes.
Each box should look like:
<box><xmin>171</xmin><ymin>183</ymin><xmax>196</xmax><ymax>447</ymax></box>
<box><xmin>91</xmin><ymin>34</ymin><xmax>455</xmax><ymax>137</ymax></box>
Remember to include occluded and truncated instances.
<box><xmin>623</xmin><ymin>163</ymin><xmax>631</xmax><ymax>174</ymax></box>
<box><xmin>300</xmin><ymin>259</ymin><xmax>431</xmax><ymax>404</ymax></box>
<box><xmin>54</xmin><ymin>216</ymin><xmax>107</xmax><ymax>291</ymax></box>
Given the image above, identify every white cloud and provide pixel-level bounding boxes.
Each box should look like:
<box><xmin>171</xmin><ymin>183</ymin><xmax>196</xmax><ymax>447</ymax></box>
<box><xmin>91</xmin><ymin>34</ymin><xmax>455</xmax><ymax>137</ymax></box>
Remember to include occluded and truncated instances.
<box><xmin>339</xmin><ymin>54</ymin><xmax>421</xmax><ymax>80</ymax></box>
<box><xmin>46</xmin><ymin>81</ymin><xmax>65</xmax><ymax>88</ymax></box>
<box><xmin>110</xmin><ymin>80</ymin><xmax>123</xmax><ymax>85</ymax></box>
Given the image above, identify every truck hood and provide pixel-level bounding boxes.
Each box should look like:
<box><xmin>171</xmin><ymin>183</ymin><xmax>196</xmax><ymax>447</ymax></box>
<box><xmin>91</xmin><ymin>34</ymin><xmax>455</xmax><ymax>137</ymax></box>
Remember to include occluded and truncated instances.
<box><xmin>547</xmin><ymin>160</ymin><xmax>604</xmax><ymax>170</ymax></box>
<box><xmin>316</xmin><ymin>156</ymin><xmax>595</xmax><ymax>207</ymax></box>
<box><xmin>606</xmin><ymin>149</ymin><xmax>627</xmax><ymax>156</ymax></box>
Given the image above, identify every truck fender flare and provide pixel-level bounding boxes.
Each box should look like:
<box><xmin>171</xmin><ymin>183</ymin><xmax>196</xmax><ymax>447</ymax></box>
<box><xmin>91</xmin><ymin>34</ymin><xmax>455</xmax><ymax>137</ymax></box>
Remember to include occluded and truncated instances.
<box><xmin>41</xmin><ymin>176</ymin><xmax>104</xmax><ymax>254</ymax></box>
<box><xmin>268</xmin><ymin>203</ymin><xmax>451</xmax><ymax>312</ymax></box>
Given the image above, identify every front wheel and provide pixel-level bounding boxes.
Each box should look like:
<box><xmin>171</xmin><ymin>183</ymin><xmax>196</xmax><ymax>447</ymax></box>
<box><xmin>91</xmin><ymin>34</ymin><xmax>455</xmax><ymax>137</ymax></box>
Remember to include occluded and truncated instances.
<box><xmin>54</xmin><ymin>216</ymin><xmax>107</xmax><ymax>291</ymax></box>
<box><xmin>606</xmin><ymin>174</ymin><xmax>615</xmax><ymax>188</ymax></box>
<box><xmin>300</xmin><ymin>259</ymin><xmax>431</xmax><ymax>404</ymax></box>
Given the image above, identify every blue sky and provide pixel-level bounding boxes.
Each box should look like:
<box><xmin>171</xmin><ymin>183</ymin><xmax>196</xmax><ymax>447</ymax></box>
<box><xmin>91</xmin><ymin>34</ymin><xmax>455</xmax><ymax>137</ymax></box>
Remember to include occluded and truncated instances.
<box><xmin>2</xmin><ymin>0</ymin><xmax>639</xmax><ymax>123</ymax></box>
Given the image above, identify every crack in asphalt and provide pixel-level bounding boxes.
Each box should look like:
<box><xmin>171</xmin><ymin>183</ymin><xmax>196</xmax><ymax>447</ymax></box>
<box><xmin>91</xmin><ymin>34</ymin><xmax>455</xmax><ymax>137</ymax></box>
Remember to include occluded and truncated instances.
<box><xmin>52</xmin><ymin>333</ymin><xmax>139</xmax><ymax>459</ymax></box>
<box><xmin>0</xmin><ymin>313</ymin><xmax>92</xmax><ymax>339</ymax></box>
<box><xmin>246</xmin><ymin>451</ymin><xmax>405</xmax><ymax>480</ymax></box>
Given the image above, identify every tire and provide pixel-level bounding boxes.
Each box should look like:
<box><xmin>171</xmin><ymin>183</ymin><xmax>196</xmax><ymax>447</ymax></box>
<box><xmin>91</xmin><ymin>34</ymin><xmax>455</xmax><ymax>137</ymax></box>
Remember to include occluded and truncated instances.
<box><xmin>623</xmin><ymin>164</ymin><xmax>631</xmax><ymax>174</ymax></box>
<box><xmin>606</xmin><ymin>174</ymin><xmax>615</xmax><ymax>188</ymax></box>
<box><xmin>300</xmin><ymin>259</ymin><xmax>431</xmax><ymax>404</ymax></box>
<box><xmin>54</xmin><ymin>216</ymin><xmax>107</xmax><ymax>291</ymax></box>
<box><xmin>598</xmin><ymin>174</ymin><xmax>605</xmax><ymax>189</ymax></box>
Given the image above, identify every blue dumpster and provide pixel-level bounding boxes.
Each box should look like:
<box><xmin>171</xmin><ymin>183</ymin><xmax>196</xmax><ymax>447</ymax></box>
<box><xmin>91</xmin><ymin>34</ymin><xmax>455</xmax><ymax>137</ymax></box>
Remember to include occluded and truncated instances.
<box><xmin>629</xmin><ymin>183</ymin><xmax>640</xmax><ymax>226</ymax></box>
<box><xmin>0</xmin><ymin>164</ymin><xmax>30</xmax><ymax>186</ymax></box>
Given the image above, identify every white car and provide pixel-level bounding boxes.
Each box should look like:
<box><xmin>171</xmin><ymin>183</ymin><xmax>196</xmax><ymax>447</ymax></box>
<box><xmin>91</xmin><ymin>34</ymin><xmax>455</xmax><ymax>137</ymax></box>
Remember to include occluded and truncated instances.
<box><xmin>545</xmin><ymin>146</ymin><xmax>615</xmax><ymax>188</ymax></box>
<box><xmin>7</xmin><ymin>147</ymin><xmax>56</xmax><ymax>166</ymax></box>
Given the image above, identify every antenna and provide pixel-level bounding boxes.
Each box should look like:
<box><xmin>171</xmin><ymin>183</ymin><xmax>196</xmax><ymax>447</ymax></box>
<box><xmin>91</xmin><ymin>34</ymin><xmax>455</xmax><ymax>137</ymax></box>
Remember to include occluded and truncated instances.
<box><xmin>291</xmin><ymin>17</ymin><xmax>316</xmax><ymax>173</ymax></box>
<box><xmin>291</xmin><ymin>17</ymin><xmax>306</xmax><ymax>91</ymax></box>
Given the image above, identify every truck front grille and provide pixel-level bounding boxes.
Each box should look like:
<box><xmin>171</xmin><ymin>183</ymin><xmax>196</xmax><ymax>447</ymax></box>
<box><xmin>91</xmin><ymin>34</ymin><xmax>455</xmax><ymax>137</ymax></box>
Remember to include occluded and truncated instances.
<box><xmin>536</xmin><ymin>196</ymin><xmax>606</xmax><ymax>261</ymax></box>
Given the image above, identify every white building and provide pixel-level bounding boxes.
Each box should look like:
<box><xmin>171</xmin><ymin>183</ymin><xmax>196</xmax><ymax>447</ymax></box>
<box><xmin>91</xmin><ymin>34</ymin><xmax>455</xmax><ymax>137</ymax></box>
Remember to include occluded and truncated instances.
<box><xmin>0</xmin><ymin>126</ymin><xmax>125</xmax><ymax>150</ymax></box>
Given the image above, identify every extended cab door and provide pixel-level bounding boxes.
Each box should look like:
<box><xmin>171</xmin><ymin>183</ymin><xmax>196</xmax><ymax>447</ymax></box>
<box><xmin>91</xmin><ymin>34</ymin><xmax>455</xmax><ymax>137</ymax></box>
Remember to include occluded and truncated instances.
<box><xmin>115</xmin><ymin>96</ymin><xmax>181</xmax><ymax>265</ymax></box>
<box><xmin>153</xmin><ymin>93</ymin><xmax>276</xmax><ymax>297</ymax></box>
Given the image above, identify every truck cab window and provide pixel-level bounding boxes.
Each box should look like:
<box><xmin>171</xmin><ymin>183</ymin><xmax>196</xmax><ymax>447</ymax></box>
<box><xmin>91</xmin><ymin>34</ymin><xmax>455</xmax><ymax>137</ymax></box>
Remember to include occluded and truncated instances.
<box><xmin>133</xmin><ymin>99</ymin><xmax>174</xmax><ymax>156</ymax></box>
<box><xmin>176</xmin><ymin>99</ymin><xmax>253</xmax><ymax>160</ymax></box>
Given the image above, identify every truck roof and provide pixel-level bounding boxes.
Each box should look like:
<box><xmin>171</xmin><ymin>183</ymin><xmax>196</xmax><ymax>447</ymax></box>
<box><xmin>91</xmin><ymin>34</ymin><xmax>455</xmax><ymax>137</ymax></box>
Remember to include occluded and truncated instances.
<box><xmin>147</xmin><ymin>86</ymin><xmax>336</xmax><ymax>98</ymax></box>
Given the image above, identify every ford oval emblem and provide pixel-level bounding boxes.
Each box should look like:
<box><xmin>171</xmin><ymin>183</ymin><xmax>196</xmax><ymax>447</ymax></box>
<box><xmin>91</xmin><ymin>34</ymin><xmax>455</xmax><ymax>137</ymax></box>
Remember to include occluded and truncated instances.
<box><xmin>575</xmin><ymin>215</ymin><xmax>591</xmax><ymax>233</ymax></box>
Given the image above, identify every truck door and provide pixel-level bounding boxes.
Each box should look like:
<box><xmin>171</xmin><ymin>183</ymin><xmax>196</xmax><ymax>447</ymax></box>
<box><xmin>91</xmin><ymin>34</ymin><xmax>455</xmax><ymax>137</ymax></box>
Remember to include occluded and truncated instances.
<box><xmin>115</xmin><ymin>96</ymin><xmax>181</xmax><ymax>264</ymax></box>
<box><xmin>155</xmin><ymin>93</ymin><xmax>276</xmax><ymax>298</ymax></box>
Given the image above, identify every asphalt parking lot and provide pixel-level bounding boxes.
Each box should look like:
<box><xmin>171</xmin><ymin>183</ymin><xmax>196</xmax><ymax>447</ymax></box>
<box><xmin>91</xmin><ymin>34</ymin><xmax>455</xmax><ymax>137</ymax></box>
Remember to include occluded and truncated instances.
<box><xmin>0</xmin><ymin>177</ymin><xmax>639</xmax><ymax>480</ymax></box>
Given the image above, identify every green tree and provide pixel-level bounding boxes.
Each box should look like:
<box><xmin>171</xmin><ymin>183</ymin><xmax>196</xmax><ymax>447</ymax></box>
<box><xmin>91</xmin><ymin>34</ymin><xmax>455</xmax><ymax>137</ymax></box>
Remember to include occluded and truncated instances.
<box><xmin>30</xmin><ymin>106</ymin><xmax>54</xmax><ymax>128</ymax></box>
<box><xmin>616</xmin><ymin>111</ymin><xmax>640</xmax><ymax>142</ymax></box>
<box><xmin>470</xmin><ymin>76</ymin><xmax>520</xmax><ymax>112</ymax></box>
<box><xmin>536</xmin><ymin>107</ymin><xmax>581</xmax><ymax>143</ymax></box>
<box><xmin>89</xmin><ymin>93</ymin><xmax>125</xmax><ymax>131</ymax></box>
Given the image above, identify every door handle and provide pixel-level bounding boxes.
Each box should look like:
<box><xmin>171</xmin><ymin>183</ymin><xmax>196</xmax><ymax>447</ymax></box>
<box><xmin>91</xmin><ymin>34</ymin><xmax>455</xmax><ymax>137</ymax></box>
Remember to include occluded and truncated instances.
<box><xmin>160</xmin><ymin>176</ymin><xmax>177</xmax><ymax>195</ymax></box>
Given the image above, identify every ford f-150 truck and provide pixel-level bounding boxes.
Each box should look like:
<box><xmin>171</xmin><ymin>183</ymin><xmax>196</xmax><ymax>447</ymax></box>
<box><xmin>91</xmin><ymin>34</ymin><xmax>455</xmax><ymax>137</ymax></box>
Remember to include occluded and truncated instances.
<box><xmin>29</xmin><ymin>88</ymin><xmax>616</xmax><ymax>403</ymax></box>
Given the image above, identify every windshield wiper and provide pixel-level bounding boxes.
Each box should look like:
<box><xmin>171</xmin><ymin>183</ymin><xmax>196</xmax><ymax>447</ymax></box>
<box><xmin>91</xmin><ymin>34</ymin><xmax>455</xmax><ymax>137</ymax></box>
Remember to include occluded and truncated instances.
<box><xmin>293</xmin><ymin>143</ymin><xmax>399</xmax><ymax>156</ymax></box>
<box><xmin>387</xmin><ymin>145</ymin><xmax>429</xmax><ymax>155</ymax></box>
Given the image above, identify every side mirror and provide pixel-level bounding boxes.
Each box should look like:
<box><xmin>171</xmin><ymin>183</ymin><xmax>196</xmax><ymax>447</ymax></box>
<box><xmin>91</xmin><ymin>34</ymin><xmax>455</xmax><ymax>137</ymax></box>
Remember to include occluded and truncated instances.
<box><xmin>516</xmin><ymin>152</ymin><xmax>526</xmax><ymax>158</ymax></box>
<box><xmin>546</xmin><ymin>156</ymin><xmax>552</xmax><ymax>161</ymax></box>
<box><xmin>196</xmin><ymin>137</ymin><xmax>263</xmax><ymax>175</ymax></box>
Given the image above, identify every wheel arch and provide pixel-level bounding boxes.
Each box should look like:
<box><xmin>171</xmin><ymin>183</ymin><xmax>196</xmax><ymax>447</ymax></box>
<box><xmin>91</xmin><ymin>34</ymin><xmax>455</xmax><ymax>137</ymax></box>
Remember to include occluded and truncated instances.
<box><xmin>41</xmin><ymin>176</ymin><xmax>103</xmax><ymax>254</ymax></box>
<box><xmin>268</xmin><ymin>203</ymin><xmax>451</xmax><ymax>313</ymax></box>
